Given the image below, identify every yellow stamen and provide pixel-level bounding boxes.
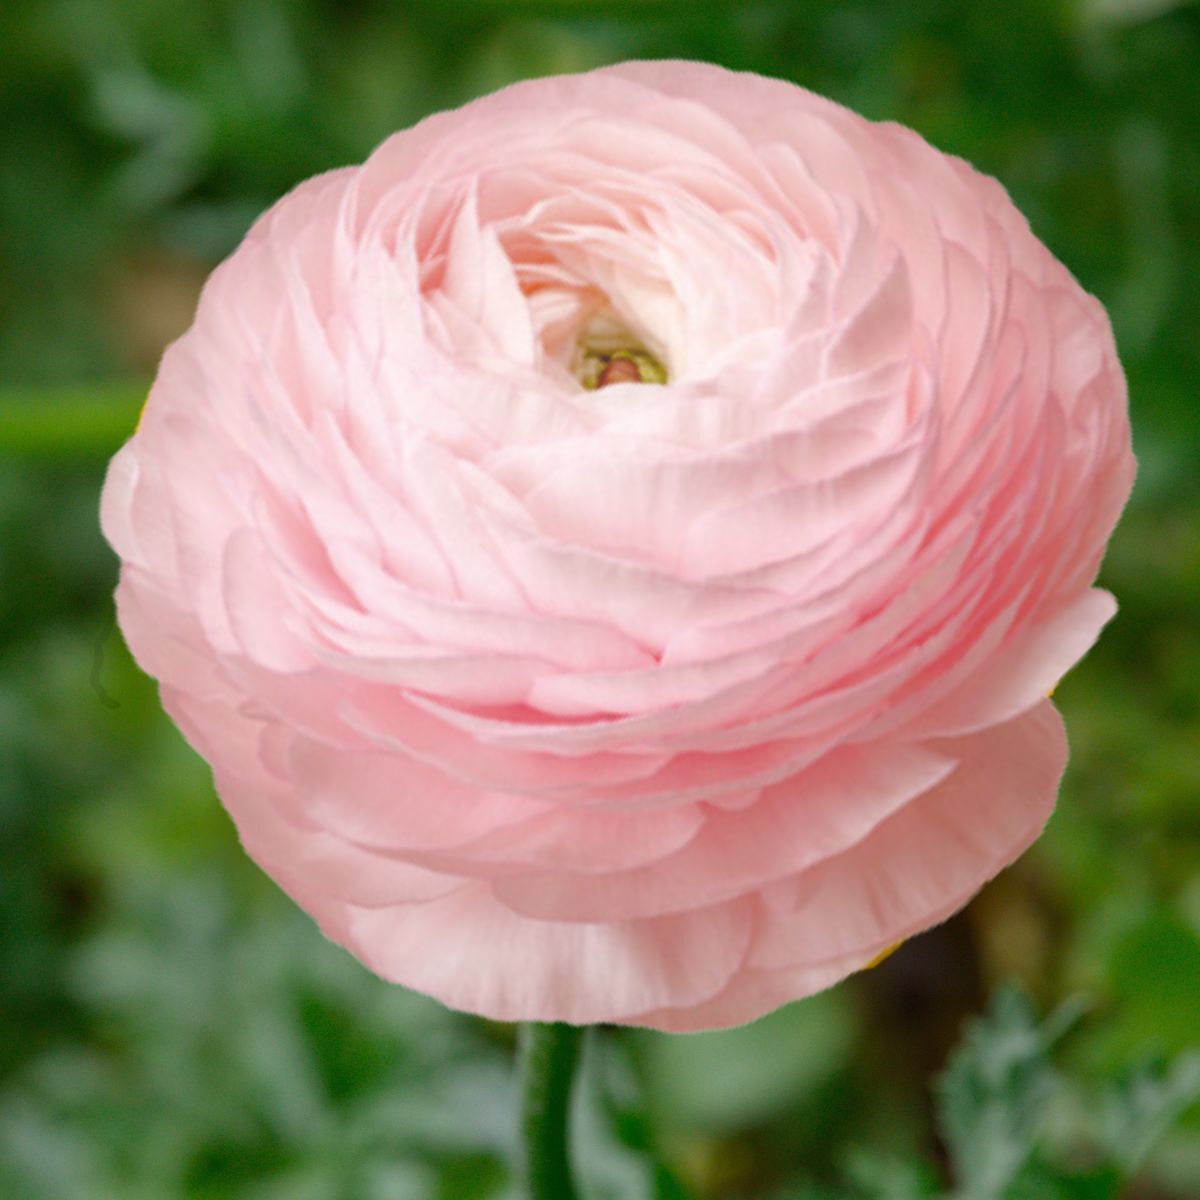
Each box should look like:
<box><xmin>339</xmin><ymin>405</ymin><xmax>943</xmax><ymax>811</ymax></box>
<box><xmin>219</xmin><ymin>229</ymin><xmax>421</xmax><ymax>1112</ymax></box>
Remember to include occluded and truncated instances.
<box><xmin>573</xmin><ymin>315</ymin><xmax>668</xmax><ymax>389</ymax></box>
<box><xmin>578</xmin><ymin>347</ymin><xmax>668</xmax><ymax>390</ymax></box>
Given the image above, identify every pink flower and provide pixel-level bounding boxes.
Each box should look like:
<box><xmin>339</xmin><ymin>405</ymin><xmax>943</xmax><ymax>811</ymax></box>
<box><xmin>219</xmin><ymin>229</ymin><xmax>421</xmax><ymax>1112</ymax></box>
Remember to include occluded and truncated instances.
<box><xmin>101</xmin><ymin>61</ymin><xmax>1134</xmax><ymax>1031</ymax></box>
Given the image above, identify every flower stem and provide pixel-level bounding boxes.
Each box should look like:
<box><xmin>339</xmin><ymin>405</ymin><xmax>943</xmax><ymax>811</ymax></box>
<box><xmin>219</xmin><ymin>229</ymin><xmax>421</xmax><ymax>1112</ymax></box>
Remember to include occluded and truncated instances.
<box><xmin>518</xmin><ymin>1022</ymin><xmax>585</xmax><ymax>1200</ymax></box>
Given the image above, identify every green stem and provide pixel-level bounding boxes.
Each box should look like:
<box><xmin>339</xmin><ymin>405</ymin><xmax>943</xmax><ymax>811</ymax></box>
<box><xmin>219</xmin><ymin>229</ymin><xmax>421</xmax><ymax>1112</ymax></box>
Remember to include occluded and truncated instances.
<box><xmin>518</xmin><ymin>1022</ymin><xmax>585</xmax><ymax>1200</ymax></box>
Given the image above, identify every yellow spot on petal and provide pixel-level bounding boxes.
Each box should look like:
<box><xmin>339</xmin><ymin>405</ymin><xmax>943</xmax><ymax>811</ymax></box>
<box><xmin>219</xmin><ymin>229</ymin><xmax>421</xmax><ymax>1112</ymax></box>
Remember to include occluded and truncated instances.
<box><xmin>863</xmin><ymin>941</ymin><xmax>903</xmax><ymax>971</ymax></box>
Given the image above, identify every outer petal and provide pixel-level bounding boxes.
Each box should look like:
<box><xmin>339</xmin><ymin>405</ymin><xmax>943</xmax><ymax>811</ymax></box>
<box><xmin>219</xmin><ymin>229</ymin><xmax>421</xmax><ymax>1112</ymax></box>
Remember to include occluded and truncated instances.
<box><xmin>342</xmin><ymin>886</ymin><xmax>755</xmax><ymax>1025</ymax></box>
<box><xmin>751</xmin><ymin>702</ymin><xmax>1066</xmax><ymax>973</ymax></box>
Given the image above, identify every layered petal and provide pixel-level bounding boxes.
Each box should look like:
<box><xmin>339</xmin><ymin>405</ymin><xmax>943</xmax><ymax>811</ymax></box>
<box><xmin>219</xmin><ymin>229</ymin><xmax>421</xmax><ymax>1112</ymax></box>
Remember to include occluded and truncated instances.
<box><xmin>102</xmin><ymin>60</ymin><xmax>1133</xmax><ymax>1030</ymax></box>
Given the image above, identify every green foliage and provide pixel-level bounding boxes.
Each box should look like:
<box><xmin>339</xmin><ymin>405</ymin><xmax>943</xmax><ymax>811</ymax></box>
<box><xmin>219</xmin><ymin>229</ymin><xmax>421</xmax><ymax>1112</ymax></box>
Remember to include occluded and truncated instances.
<box><xmin>936</xmin><ymin>988</ymin><xmax>1087</xmax><ymax>1200</ymax></box>
<box><xmin>1097</xmin><ymin>1054</ymin><xmax>1200</xmax><ymax>1173</ymax></box>
<box><xmin>0</xmin><ymin>867</ymin><xmax>520</xmax><ymax>1199</ymax></box>
<box><xmin>783</xmin><ymin>988</ymin><xmax>1200</xmax><ymax>1200</ymax></box>
<box><xmin>635</xmin><ymin>992</ymin><xmax>855</xmax><ymax>1133</ymax></box>
<box><xmin>572</xmin><ymin>1033</ymin><xmax>693</xmax><ymax>1200</ymax></box>
<box><xmin>934</xmin><ymin>991</ymin><xmax>1200</xmax><ymax>1200</ymax></box>
<box><xmin>0</xmin><ymin>384</ymin><xmax>144</xmax><ymax>459</ymax></box>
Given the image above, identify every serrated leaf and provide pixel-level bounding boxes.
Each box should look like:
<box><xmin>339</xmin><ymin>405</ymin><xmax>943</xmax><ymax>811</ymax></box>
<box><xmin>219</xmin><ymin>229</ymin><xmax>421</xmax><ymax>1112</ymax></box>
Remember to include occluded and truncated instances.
<box><xmin>1097</xmin><ymin>1052</ymin><xmax>1200</xmax><ymax>1172</ymax></box>
<box><xmin>936</xmin><ymin>985</ymin><xmax>1083</xmax><ymax>1200</ymax></box>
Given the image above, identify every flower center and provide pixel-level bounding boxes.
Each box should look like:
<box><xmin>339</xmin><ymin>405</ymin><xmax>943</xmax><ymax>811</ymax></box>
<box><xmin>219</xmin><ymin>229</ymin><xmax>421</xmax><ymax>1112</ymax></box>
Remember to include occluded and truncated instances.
<box><xmin>572</xmin><ymin>315</ymin><xmax>669</xmax><ymax>390</ymax></box>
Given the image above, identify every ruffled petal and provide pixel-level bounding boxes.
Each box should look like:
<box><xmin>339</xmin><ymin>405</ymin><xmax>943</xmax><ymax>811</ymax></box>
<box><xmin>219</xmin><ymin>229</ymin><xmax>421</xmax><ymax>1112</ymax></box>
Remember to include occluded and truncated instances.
<box><xmin>342</xmin><ymin>886</ymin><xmax>755</xmax><ymax>1025</ymax></box>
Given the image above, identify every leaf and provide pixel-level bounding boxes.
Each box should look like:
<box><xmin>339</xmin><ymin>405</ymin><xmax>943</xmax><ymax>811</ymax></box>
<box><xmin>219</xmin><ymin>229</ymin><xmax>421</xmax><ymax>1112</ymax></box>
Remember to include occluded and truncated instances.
<box><xmin>935</xmin><ymin>986</ymin><xmax>1086</xmax><ymax>1200</ymax></box>
<box><xmin>635</xmin><ymin>992</ymin><xmax>854</xmax><ymax>1133</ymax></box>
<box><xmin>842</xmin><ymin>1149</ymin><xmax>941</xmax><ymax>1200</ymax></box>
<box><xmin>1003</xmin><ymin>1160</ymin><xmax>1120</xmax><ymax>1200</ymax></box>
<box><xmin>1103</xmin><ymin>910</ymin><xmax>1200</xmax><ymax>1059</ymax></box>
<box><xmin>1097</xmin><ymin>1052</ymin><xmax>1200</xmax><ymax>1172</ymax></box>
<box><xmin>572</xmin><ymin>1031</ymin><xmax>692</xmax><ymax>1200</ymax></box>
<box><xmin>0</xmin><ymin>384</ymin><xmax>146</xmax><ymax>459</ymax></box>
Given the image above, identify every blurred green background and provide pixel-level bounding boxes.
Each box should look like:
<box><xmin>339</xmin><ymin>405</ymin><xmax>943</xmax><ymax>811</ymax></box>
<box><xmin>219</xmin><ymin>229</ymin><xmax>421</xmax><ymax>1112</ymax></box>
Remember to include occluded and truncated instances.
<box><xmin>2</xmin><ymin>1</ymin><xmax>1198</xmax><ymax>1198</ymax></box>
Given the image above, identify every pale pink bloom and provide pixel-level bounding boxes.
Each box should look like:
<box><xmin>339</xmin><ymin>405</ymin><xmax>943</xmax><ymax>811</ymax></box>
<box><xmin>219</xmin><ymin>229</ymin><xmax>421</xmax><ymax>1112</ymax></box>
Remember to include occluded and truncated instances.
<box><xmin>102</xmin><ymin>61</ymin><xmax>1134</xmax><ymax>1030</ymax></box>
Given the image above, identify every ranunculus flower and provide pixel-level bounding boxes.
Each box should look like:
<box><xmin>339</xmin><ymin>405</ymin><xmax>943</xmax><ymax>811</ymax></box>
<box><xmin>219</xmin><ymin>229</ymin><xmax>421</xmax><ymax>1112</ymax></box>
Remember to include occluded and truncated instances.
<box><xmin>101</xmin><ymin>61</ymin><xmax>1134</xmax><ymax>1031</ymax></box>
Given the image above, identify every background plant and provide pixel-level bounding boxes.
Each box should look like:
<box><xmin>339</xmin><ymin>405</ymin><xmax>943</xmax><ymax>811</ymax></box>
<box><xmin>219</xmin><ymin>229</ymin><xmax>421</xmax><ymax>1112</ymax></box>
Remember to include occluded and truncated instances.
<box><xmin>2</xmin><ymin>1</ymin><xmax>1198</xmax><ymax>1196</ymax></box>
